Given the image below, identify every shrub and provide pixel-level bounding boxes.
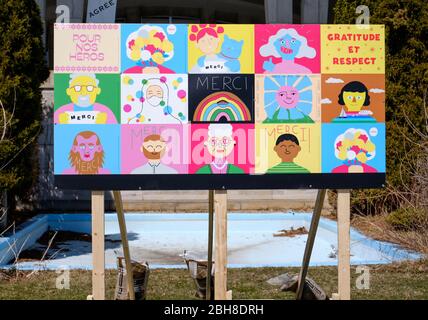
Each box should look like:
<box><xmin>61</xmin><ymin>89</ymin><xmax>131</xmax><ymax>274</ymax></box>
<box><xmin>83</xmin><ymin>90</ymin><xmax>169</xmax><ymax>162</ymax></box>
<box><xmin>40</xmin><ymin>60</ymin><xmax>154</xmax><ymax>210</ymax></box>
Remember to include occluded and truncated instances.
<box><xmin>331</xmin><ymin>0</ymin><xmax>428</xmax><ymax>215</ymax></box>
<box><xmin>386</xmin><ymin>207</ymin><xmax>427</xmax><ymax>231</ymax></box>
<box><xmin>0</xmin><ymin>0</ymin><xmax>49</xmax><ymax>209</ymax></box>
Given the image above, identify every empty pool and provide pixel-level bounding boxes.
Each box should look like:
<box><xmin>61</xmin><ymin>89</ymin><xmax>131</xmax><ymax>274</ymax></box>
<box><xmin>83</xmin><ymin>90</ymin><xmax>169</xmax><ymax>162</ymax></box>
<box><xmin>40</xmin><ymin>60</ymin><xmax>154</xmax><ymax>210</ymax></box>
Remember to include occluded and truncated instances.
<box><xmin>0</xmin><ymin>212</ymin><xmax>421</xmax><ymax>270</ymax></box>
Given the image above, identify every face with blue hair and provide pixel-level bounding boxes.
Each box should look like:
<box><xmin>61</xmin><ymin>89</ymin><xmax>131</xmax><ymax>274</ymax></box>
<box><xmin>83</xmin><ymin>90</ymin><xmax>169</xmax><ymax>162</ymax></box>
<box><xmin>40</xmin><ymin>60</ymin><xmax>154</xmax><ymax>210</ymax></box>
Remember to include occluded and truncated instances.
<box><xmin>273</xmin><ymin>34</ymin><xmax>301</xmax><ymax>61</ymax></box>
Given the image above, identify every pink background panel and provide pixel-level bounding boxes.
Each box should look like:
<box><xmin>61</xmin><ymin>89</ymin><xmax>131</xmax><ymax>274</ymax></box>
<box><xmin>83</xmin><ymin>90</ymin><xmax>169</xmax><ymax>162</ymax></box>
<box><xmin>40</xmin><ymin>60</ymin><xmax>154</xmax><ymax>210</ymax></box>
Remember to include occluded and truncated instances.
<box><xmin>121</xmin><ymin>124</ymin><xmax>189</xmax><ymax>174</ymax></box>
<box><xmin>255</xmin><ymin>24</ymin><xmax>321</xmax><ymax>74</ymax></box>
<box><xmin>189</xmin><ymin>124</ymin><xmax>255</xmax><ymax>174</ymax></box>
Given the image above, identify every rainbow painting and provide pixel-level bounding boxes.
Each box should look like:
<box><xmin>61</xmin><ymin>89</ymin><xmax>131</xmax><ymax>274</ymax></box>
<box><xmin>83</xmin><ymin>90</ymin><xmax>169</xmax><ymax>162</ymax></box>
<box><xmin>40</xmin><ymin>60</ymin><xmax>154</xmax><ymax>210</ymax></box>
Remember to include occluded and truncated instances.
<box><xmin>193</xmin><ymin>91</ymin><xmax>251</xmax><ymax>122</ymax></box>
<box><xmin>189</xmin><ymin>74</ymin><xmax>254</xmax><ymax>123</ymax></box>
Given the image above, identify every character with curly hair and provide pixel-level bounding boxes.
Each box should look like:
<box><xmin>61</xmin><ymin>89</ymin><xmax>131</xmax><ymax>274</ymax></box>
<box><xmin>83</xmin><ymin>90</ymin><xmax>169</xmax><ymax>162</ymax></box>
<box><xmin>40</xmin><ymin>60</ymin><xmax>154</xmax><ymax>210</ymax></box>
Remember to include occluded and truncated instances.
<box><xmin>63</xmin><ymin>131</ymin><xmax>111</xmax><ymax>174</ymax></box>
<box><xmin>124</xmin><ymin>25</ymin><xmax>175</xmax><ymax>74</ymax></box>
<box><xmin>189</xmin><ymin>24</ymin><xmax>243</xmax><ymax>73</ymax></box>
<box><xmin>259</xmin><ymin>28</ymin><xmax>316</xmax><ymax>74</ymax></box>
<box><xmin>332</xmin><ymin>128</ymin><xmax>377</xmax><ymax>173</ymax></box>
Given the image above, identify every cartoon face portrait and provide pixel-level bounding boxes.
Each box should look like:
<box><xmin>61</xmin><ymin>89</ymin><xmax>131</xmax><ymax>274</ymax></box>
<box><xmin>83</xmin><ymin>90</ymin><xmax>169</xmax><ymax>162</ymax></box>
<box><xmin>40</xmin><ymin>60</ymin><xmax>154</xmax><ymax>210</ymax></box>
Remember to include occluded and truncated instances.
<box><xmin>73</xmin><ymin>133</ymin><xmax>103</xmax><ymax>162</ymax></box>
<box><xmin>121</xmin><ymin>74</ymin><xmax>188</xmax><ymax>125</ymax></box>
<box><xmin>129</xmin><ymin>132</ymin><xmax>178</xmax><ymax>175</ymax></box>
<box><xmin>276</xmin><ymin>86</ymin><xmax>300</xmax><ymax>109</ymax></box>
<box><xmin>204</xmin><ymin>123</ymin><xmax>236</xmax><ymax>159</ymax></box>
<box><xmin>194</xmin><ymin>123</ymin><xmax>246</xmax><ymax>174</ymax></box>
<box><xmin>190</xmin><ymin>25</ymin><xmax>223</xmax><ymax>55</ymax></box>
<box><xmin>273</xmin><ymin>33</ymin><xmax>302</xmax><ymax>61</ymax></box>
<box><xmin>54</xmin><ymin>73</ymin><xmax>119</xmax><ymax>125</ymax></box>
<box><xmin>188</xmin><ymin>24</ymin><xmax>253</xmax><ymax>74</ymax></box>
<box><xmin>146</xmin><ymin>84</ymin><xmax>164</xmax><ymax>106</ymax></box>
<box><xmin>338</xmin><ymin>81</ymin><xmax>371</xmax><ymax>113</ymax></box>
<box><xmin>194</xmin><ymin>27</ymin><xmax>222</xmax><ymax>55</ymax></box>
<box><xmin>321</xmin><ymin>75</ymin><xmax>385</xmax><ymax>123</ymax></box>
<box><xmin>139</xmin><ymin>78</ymin><xmax>169</xmax><ymax>117</ymax></box>
<box><xmin>66</xmin><ymin>74</ymin><xmax>101</xmax><ymax>107</ymax></box>
<box><xmin>262</xmin><ymin>75</ymin><xmax>314</xmax><ymax>123</ymax></box>
<box><xmin>259</xmin><ymin>28</ymin><xmax>316</xmax><ymax>74</ymax></box>
<box><xmin>266</xmin><ymin>133</ymin><xmax>310</xmax><ymax>174</ymax></box>
<box><xmin>273</xmin><ymin>134</ymin><xmax>301</xmax><ymax>162</ymax></box>
<box><xmin>256</xmin><ymin>124</ymin><xmax>320</xmax><ymax>174</ymax></box>
<box><xmin>121</xmin><ymin>124</ymin><xmax>187</xmax><ymax>174</ymax></box>
<box><xmin>65</xmin><ymin>131</ymin><xmax>110</xmax><ymax>174</ymax></box>
<box><xmin>333</xmin><ymin>128</ymin><xmax>377</xmax><ymax>173</ymax></box>
<box><xmin>141</xmin><ymin>134</ymin><xmax>167</xmax><ymax>160</ymax></box>
<box><xmin>124</xmin><ymin>25</ymin><xmax>174</xmax><ymax>73</ymax></box>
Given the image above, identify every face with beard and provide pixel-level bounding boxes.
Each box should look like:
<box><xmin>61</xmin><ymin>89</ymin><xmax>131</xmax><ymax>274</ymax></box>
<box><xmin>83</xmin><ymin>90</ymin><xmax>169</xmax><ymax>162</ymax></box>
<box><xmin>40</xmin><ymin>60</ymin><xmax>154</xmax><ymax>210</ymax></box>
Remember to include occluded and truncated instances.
<box><xmin>73</xmin><ymin>134</ymin><xmax>102</xmax><ymax>161</ymax></box>
<box><xmin>66</xmin><ymin>75</ymin><xmax>101</xmax><ymax>108</ymax></box>
<box><xmin>68</xmin><ymin>131</ymin><xmax>105</xmax><ymax>174</ymax></box>
<box><xmin>141</xmin><ymin>134</ymin><xmax>167</xmax><ymax>160</ymax></box>
<box><xmin>146</xmin><ymin>85</ymin><xmax>164</xmax><ymax>107</ymax></box>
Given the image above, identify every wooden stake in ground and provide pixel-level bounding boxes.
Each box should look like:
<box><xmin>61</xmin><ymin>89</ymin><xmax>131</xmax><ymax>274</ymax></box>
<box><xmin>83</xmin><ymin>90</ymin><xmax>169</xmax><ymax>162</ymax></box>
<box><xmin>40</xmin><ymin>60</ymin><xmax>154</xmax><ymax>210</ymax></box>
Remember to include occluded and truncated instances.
<box><xmin>337</xmin><ymin>189</ymin><xmax>351</xmax><ymax>300</ymax></box>
<box><xmin>296</xmin><ymin>189</ymin><xmax>326</xmax><ymax>300</ymax></box>
<box><xmin>206</xmin><ymin>190</ymin><xmax>214</xmax><ymax>300</ymax></box>
<box><xmin>91</xmin><ymin>191</ymin><xmax>105</xmax><ymax>300</ymax></box>
<box><xmin>214</xmin><ymin>190</ymin><xmax>227</xmax><ymax>300</ymax></box>
<box><xmin>113</xmin><ymin>190</ymin><xmax>135</xmax><ymax>300</ymax></box>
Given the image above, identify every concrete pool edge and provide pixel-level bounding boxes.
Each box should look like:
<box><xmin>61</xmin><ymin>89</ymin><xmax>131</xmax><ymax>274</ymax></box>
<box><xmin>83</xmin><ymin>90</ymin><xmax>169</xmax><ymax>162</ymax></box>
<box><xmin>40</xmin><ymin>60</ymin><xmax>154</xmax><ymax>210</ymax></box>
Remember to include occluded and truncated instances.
<box><xmin>0</xmin><ymin>212</ymin><xmax>422</xmax><ymax>270</ymax></box>
<box><xmin>0</xmin><ymin>215</ymin><xmax>49</xmax><ymax>266</ymax></box>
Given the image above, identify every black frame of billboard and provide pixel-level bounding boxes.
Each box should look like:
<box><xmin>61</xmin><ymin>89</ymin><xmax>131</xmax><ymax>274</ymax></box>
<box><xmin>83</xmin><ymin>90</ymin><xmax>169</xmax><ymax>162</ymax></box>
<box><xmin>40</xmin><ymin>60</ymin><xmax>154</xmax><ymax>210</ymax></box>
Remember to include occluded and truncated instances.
<box><xmin>55</xmin><ymin>173</ymin><xmax>385</xmax><ymax>190</ymax></box>
<box><xmin>53</xmin><ymin>23</ymin><xmax>386</xmax><ymax>191</ymax></box>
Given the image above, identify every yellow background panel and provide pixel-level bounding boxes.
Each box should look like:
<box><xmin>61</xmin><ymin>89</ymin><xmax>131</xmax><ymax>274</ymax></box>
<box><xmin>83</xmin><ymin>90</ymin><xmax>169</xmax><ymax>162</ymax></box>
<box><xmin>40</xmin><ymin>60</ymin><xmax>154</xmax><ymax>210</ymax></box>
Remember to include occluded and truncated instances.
<box><xmin>321</xmin><ymin>25</ymin><xmax>385</xmax><ymax>74</ymax></box>
<box><xmin>255</xmin><ymin>124</ymin><xmax>321</xmax><ymax>174</ymax></box>
<box><xmin>188</xmin><ymin>24</ymin><xmax>254</xmax><ymax>73</ymax></box>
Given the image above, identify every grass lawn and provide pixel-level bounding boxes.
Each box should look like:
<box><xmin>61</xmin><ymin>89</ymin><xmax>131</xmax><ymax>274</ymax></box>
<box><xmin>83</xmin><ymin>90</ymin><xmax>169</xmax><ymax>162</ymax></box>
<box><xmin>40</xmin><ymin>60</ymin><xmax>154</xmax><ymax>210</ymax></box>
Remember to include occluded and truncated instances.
<box><xmin>1</xmin><ymin>260</ymin><xmax>427</xmax><ymax>300</ymax></box>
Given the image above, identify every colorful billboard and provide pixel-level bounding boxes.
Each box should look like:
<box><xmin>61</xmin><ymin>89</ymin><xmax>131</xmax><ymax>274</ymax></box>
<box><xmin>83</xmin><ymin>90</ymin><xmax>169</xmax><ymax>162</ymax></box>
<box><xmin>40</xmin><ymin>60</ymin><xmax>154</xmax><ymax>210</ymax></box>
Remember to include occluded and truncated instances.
<box><xmin>54</xmin><ymin>23</ymin><xmax>385</xmax><ymax>190</ymax></box>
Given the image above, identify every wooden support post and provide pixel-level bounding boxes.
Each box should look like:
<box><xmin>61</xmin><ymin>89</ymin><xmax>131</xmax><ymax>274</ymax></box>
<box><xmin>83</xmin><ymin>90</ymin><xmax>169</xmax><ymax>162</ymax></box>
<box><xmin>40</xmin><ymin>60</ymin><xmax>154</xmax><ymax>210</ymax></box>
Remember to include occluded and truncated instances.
<box><xmin>337</xmin><ymin>190</ymin><xmax>351</xmax><ymax>300</ymax></box>
<box><xmin>206</xmin><ymin>190</ymin><xmax>214</xmax><ymax>300</ymax></box>
<box><xmin>113</xmin><ymin>191</ymin><xmax>135</xmax><ymax>300</ymax></box>
<box><xmin>296</xmin><ymin>189</ymin><xmax>326</xmax><ymax>300</ymax></box>
<box><xmin>91</xmin><ymin>191</ymin><xmax>105</xmax><ymax>300</ymax></box>
<box><xmin>214</xmin><ymin>190</ymin><xmax>228</xmax><ymax>300</ymax></box>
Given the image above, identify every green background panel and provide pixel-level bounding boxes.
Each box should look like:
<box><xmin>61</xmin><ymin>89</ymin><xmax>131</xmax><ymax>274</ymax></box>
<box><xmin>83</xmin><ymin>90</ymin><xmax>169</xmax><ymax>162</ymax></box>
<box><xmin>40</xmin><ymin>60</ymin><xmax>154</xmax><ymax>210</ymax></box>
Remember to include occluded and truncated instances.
<box><xmin>54</xmin><ymin>73</ymin><xmax>121</xmax><ymax>122</ymax></box>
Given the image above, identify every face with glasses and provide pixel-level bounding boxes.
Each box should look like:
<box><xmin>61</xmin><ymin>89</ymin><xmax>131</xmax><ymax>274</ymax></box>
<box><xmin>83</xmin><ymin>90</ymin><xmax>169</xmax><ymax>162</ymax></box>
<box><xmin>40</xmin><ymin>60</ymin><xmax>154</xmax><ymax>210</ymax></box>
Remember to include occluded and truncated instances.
<box><xmin>66</xmin><ymin>75</ymin><xmax>101</xmax><ymax>107</ymax></box>
<box><xmin>72</xmin><ymin>134</ymin><xmax>102</xmax><ymax>162</ymax></box>
<box><xmin>204</xmin><ymin>131</ymin><xmax>236</xmax><ymax>159</ymax></box>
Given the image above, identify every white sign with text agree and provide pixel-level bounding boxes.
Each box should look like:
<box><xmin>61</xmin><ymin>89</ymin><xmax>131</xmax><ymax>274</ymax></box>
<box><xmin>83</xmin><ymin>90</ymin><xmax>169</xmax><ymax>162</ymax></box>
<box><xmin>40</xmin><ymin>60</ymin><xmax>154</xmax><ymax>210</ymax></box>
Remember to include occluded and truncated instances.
<box><xmin>86</xmin><ymin>0</ymin><xmax>117</xmax><ymax>23</ymax></box>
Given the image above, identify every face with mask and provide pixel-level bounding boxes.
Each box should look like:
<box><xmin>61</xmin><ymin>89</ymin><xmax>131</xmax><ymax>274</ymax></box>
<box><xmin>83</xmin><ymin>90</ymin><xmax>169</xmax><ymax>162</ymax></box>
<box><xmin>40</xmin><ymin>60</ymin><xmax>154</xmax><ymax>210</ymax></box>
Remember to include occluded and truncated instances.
<box><xmin>146</xmin><ymin>84</ymin><xmax>164</xmax><ymax>107</ymax></box>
